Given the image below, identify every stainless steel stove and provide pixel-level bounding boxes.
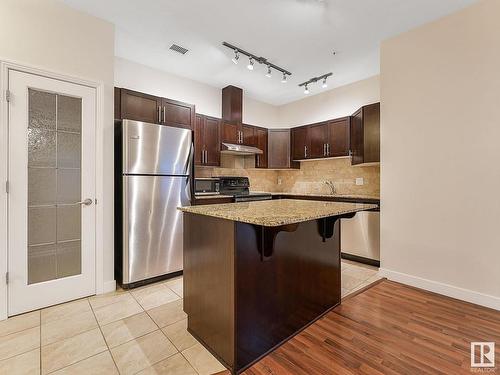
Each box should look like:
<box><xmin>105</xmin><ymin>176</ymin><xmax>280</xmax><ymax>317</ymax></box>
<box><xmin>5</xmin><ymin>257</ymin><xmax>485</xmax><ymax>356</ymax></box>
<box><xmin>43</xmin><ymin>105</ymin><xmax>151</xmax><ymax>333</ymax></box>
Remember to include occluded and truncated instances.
<box><xmin>218</xmin><ymin>177</ymin><xmax>272</xmax><ymax>202</ymax></box>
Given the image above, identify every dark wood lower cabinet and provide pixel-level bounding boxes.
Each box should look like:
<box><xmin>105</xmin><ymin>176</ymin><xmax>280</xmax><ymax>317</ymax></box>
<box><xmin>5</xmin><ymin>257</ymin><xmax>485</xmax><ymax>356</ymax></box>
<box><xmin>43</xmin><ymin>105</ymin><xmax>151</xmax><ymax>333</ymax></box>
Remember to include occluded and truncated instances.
<box><xmin>183</xmin><ymin>213</ymin><xmax>341</xmax><ymax>373</ymax></box>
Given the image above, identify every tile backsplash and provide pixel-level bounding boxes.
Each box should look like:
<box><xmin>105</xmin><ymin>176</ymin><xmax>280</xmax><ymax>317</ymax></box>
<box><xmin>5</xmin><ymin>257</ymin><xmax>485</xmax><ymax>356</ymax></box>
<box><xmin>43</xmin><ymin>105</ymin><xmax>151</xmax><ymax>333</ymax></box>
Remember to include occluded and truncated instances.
<box><xmin>195</xmin><ymin>155</ymin><xmax>380</xmax><ymax>197</ymax></box>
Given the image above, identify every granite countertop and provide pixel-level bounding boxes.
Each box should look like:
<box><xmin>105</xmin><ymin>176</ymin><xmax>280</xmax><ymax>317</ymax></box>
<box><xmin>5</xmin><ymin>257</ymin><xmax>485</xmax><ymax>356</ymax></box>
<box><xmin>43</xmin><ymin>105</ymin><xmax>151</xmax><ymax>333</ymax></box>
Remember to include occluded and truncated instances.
<box><xmin>194</xmin><ymin>194</ymin><xmax>233</xmax><ymax>200</ymax></box>
<box><xmin>252</xmin><ymin>191</ymin><xmax>380</xmax><ymax>201</ymax></box>
<box><xmin>178</xmin><ymin>199</ymin><xmax>377</xmax><ymax>227</ymax></box>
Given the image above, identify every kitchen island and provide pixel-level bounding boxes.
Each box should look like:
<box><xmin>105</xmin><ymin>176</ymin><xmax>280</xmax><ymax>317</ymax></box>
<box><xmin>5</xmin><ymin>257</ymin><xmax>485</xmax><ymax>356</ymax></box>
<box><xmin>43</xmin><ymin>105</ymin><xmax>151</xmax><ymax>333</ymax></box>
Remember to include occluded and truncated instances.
<box><xmin>178</xmin><ymin>199</ymin><xmax>377</xmax><ymax>374</ymax></box>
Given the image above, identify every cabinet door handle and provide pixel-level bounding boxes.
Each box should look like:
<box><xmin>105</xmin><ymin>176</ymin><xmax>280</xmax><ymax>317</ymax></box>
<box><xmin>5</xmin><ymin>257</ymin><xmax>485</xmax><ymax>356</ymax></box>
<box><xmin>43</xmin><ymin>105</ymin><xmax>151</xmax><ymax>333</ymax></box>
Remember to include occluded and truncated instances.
<box><xmin>327</xmin><ymin>143</ymin><xmax>330</xmax><ymax>156</ymax></box>
<box><xmin>304</xmin><ymin>146</ymin><xmax>307</xmax><ymax>158</ymax></box>
<box><xmin>205</xmin><ymin>150</ymin><xmax>208</xmax><ymax>164</ymax></box>
<box><xmin>323</xmin><ymin>144</ymin><xmax>326</xmax><ymax>156</ymax></box>
<box><xmin>163</xmin><ymin>106</ymin><xmax>166</xmax><ymax>123</ymax></box>
<box><xmin>157</xmin><ymin>106</ymin><xmax>161</xmax><ymax>123</ymax></box>
<box><xmin>257</xmin><ymin>155</ymin><xmax>260</xmax><ymax>167</ymax></box>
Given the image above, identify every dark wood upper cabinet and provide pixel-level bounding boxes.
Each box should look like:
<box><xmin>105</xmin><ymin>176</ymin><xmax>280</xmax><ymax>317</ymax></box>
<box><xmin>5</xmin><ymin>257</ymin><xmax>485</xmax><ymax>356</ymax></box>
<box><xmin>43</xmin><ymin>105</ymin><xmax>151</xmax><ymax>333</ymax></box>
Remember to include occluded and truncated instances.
<box><xmin>350</xmin><ymin>103</ymin><xmax>380</xmax><ymax>165</ymax></box>
<box><xmin>308</xmin><ymin>122</ymin><xmax>329</xmax><ymax>158</ymax></box>
<box><xmin>327</xmin><ymin>117</ymin><xmax>350</xmax><ymax>157</ymax></box>
<box><xmin>242</xmin><ymin>124</ymin><xmax>256</xmax><ymax>146</ymax></box>
<box><xmin>291</xmin><ymin>126</ymin><xmax>309</xmax><ymax>160</ymax></box>
<box><xmin>115</xmin><ymin>88</ymin><xmax>195</xmax><ymax>130</ymax></box>
<box><xmin>119</xmin><ymin>89</ymin><xmax>162</xmax><ymax>124</ymax></box>
<box><xmin>267</xmin><ymin>129</ymin><xmax>298</xmax><ymax>169</ymax></box>
<box><xmin>204</xmin><ymin>116</ymin><xmax>221</xmax><ymax>166</ymax></box>
<box><xmin>254</xmin><ymin>127</ymin><xmax>268</xmax><ymax>168</ymax></box>
<box><xmin>195</xmin><ymin>114</ymin><xmax>221</xmax><ymax>167</ymax></box>
<box><xmin>221</xmin><ymin>122</ymin><xmax>239</xmax><ymax>144</ymax></box>
<box><xmin>161</xmin><ymin>98</ymin><xmax>195</xmax><ymax>130</ymax></box>
<box><xmin>194</xmin><ymin>114</ymin><xmax>204</xmax><ymax>165</ymax></box>
<box><xmin>222</xmin><ymin>86</ymin><xmax>243</xmax><ymax>124</ymax></box>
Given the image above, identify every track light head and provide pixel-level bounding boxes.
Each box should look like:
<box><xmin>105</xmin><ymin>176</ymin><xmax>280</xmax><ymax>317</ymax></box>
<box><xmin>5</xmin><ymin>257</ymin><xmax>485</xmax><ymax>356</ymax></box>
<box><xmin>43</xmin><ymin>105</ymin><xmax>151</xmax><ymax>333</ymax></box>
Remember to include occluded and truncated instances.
<box><xmin>281</xmin><ymin>73</ymin><xmax>287</xmax><ymax>83</ymax></box>
<box><xmin>322</xmin><ymin>77</ymin><xmax>328</xmax><ymax>88</ymax></box>
<box><xmin>304</xmin><ymin>84</ymin><xmax>310</xmax><ymax>94</ymax></box>
<box><xmin>265</xmin><ymin>65</ymin><xmax>272</xmax><ymax>78</ymax></box>
<box><xmin>247</xmin><ymin>57</ymin><xmax>254</xmax><ymax>70</ymax></box>
<box><xmin>232</xmin><ymin>50</ymin><xmax>239</xmax><ymax>65</ymax></box>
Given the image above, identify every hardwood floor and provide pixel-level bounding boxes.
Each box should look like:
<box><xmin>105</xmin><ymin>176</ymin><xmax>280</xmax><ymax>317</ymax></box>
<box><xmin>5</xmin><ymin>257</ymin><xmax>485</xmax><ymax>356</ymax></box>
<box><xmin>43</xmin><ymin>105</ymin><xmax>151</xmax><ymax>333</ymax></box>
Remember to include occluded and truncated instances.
<box><xmin>227</xmin><ymin>280</ymin><xmax>500</xmax><ymax>374</ymax></box>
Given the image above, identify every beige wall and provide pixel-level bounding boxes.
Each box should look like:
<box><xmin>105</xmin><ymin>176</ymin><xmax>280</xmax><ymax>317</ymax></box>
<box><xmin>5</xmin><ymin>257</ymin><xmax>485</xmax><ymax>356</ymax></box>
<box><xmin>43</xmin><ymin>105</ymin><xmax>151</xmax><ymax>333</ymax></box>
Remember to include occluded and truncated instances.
<box><xmin>380</xmin><ymin>0</ymin><xmax>500</xmax><ymax>309</ymax></box>
<box><xmin>0</xmin><ymin>0</ymin><xmax>115</xmax><ymax>289</ymax></box>
<box><xmin>276</xmin><ymin>76</ymin><xmax>380</xmax><ymax>128</ymax></box>
<box><xmin>115</xmin><ymin>57</ymin><xmax>279</xmax><ymax>126</ymax></box>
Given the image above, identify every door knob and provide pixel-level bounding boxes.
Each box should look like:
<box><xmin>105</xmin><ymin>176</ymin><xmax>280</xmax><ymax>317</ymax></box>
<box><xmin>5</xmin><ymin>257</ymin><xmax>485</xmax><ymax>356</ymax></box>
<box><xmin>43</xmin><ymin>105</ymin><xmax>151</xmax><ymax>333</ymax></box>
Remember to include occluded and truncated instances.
<box><xmin>76</xmin><ymin>198</ymin><xmax>93</xmax><ymax>206</ymax></box>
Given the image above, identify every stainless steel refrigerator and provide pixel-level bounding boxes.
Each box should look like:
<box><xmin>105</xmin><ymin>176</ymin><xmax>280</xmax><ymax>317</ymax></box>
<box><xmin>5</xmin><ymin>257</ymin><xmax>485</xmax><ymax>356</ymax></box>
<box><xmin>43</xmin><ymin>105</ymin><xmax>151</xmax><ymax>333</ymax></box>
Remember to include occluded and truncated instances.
<box><xmin>115</xmin><ymin>119</ymin><xmax>193</xmax><ymax>288</ymax></box>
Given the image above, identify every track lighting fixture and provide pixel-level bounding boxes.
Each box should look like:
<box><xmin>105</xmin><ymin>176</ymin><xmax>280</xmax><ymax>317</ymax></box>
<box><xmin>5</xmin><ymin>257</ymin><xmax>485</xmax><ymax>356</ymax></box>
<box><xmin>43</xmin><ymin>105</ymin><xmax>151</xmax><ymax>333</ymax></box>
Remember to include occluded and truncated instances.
<box><xmin>247</xmin><ymin>57</ymin><xmax>254</xmax><ymax>70</ymax></box>
<box><xmin>265</xmin><ymin>65</ymin><xmax>272</xmax><ymax>78</ymax></box>
<box><xmin>222</xmin><ymin>42</ymin><xmax>292</xmax><ymax>82</ymax></box>
<box><xmin>231</xmin><ymin>50</ymin><xmax>239</xmax><ymax>64</ymax></box>
<box><xmin>299</xmin><ymin>72</ymin><xmax>332</xmax><ymax>94</ymax></box>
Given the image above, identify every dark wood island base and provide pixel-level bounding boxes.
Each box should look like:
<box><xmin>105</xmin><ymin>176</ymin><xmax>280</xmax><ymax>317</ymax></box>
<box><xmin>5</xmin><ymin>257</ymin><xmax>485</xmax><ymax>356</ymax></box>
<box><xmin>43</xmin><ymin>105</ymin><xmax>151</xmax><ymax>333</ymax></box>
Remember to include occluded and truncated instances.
<box><xmin>183</xmin><ymin>213</ymin><xmax>345</xmax><ymax>374</ymax></box>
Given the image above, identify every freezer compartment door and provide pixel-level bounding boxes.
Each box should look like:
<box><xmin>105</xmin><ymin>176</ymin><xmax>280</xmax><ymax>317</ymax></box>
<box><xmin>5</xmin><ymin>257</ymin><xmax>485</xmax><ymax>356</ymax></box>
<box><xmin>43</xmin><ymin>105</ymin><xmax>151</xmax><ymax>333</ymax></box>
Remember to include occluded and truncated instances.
<box><xmin>122</xmin><ymin>175</ymin><xmax>191</xmax><ymax>284</ymax></box>
<box><xmin>341</xmin><ymin>211</ymin><xmax>380</xmax><ymax>261</ymax></box>
<box><xmin>123</xmin><ymin>119</ymin><xmax>192</xmax><ymax>175</ymax></box>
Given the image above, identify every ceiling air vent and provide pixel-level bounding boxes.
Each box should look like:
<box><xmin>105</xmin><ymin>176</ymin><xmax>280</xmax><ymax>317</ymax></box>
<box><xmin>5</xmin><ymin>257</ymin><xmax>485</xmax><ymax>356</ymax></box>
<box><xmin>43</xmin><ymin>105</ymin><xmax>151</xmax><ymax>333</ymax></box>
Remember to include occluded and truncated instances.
<box><xmin>169</xmin><ymin>44</ymin><xmax>189</xmax><ymax>55</ymax></box>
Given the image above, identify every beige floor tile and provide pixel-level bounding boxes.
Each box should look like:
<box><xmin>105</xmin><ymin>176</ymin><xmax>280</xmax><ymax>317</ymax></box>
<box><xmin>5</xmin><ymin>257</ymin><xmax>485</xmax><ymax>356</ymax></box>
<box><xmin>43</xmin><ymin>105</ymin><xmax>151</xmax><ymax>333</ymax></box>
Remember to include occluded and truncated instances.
<box><xmin>110</xmin><ymin>330</ymin><xmax>177</xmax><ymax>375</ymax></box>
<box><xmin>137</xmin><ymin>353</ymin><xmax>197</xmax><ymax>375</ymax></box>
<box><xmin>41</xmin><ymin>328</ymin><xmax>107</xmax><ymax>374</ymax></box>
<box><xmin>341</xmin><ymin>273</ymin><xmax>365</xmax><ymax>291</ymax></box>
<box><xmin>342</xmin><ymin>265</ymin><xmax>377</xmax><ymax>281</ymax></box>
<box><xmin>88</xmin><ymin>289</ymin><xmax>131</xmax><ymax>310</ymax></box>
<box><xmin>0</xmin><ymin>348</ymin><xmax>40</xmax><ymax>375</ymax></box>
<box><xmin>0</xmin><ymin>326</ymin><xmax>40</xmax><ymax>361</ymax></box>
<box><xmin>182</xmin><ymin>343</ymin><xmax>226</xmax><ymax>375</ymax></box>
<box><xmin>41</xmin><ymin>310</ymin><xmax>97</xmax><ymax>346</ymax></box>
<box><xmin>51</xmin><ymin>351</ymin><xmax>118</xmax><ymax>375</ymax></box>
<box><xmin>93</xmin><ymin>294</ymin><xmax>143</xmax><ymax>326</ymax></box>
<box><xmin>131</xmin><ymin>284</ymin><xmax>181</xmax><ymax>310</ymax></box>
<box><xmin>101</xmin><ymin>312</ymin><xmax>157</xmax><ymax>348</ymax></box>
<box><xmin>0</xmin><ymin>311</ymin><xmax>40</xmax><ymax>338</ymax></box>
<box><xmin>147</xmin><ymin>300</ymin><xmax>186</xmax><ymax>328</ymax></box>
<box><xmin>41</xmin><ymin>299</ymin><xmax>90</xmax><ymax>325</ymax></box>
<box><xmin>164</xmin><ymin>278</ymin><xmax>183</xmax><ymax>298</ymax></box>
<box><xmin>161</xmin><ymin>319</ymin><xmax>197</xmax><ymax>352</ymax></box>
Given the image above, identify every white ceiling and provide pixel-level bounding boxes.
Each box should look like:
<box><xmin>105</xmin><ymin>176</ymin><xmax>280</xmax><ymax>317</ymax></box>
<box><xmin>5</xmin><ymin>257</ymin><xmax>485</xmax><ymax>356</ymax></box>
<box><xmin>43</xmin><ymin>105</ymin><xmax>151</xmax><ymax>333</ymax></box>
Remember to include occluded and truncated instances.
<box><xmin>63</xmin><ymin>0</ymin><xmax>477</xmax><ymax>105</ymax></box>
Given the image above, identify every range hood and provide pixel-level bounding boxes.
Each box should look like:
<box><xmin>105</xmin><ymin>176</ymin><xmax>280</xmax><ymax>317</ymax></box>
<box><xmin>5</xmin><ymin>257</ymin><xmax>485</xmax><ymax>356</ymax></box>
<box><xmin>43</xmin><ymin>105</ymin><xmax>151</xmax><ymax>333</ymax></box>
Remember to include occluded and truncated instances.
<box><xmin>221</xmin><ymin>143</ymin><xmax>263</xmax><ymax>155</ymax></box>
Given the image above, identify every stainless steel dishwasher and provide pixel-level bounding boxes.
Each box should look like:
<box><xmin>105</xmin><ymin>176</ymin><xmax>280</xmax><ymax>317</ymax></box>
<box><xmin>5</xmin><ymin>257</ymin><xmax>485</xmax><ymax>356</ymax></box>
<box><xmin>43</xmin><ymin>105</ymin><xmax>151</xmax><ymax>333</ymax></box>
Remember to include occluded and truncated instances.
<box><xmin>340</xmin><ymin>200</ymin><xmax>380</xmax><ymax>267</ymax></box>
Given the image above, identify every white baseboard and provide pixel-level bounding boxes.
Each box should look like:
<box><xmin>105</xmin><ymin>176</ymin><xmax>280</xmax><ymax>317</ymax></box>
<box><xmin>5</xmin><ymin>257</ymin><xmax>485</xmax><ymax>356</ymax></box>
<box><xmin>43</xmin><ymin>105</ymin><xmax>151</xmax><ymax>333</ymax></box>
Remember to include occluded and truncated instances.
<box><xmin>101</xmin><ymin>280</ymin><xmax>117</xmax><ymax>294</ymax></box>
<box><xmin>379</xmin><ymin>268</ymin><xmax>500</xmax><ymax>311</ymax></box>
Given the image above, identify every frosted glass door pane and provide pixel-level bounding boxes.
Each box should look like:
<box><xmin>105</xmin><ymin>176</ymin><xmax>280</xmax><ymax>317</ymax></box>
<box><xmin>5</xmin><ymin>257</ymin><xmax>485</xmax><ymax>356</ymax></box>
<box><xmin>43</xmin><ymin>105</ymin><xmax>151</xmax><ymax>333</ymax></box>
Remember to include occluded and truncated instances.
<box><xmin>28</xmin><ymin>89</ymin><xmax>82</xmax><ymax>284</ymax></box>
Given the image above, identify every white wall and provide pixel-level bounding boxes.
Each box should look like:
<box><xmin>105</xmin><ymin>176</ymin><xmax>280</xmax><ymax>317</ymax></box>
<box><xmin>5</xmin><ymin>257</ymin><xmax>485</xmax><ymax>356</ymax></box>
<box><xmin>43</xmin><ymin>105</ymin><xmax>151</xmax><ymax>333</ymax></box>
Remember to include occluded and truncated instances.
<box><xmin>276</xmin><ymin>76</ymin><xmax>380</xmax><ymax>128</ymax></box>
<box><xmin>0</xmin><ymin>0</ymin><xmax>116</xmax><ymax>295</ymax></box>
<box><xmin>380</xmin><ymin>0</ymin><xmax>500</xmax><ymax>309</ymax></box>
<box><xmin>115</xmin><ymin>57</ymin><xmax>279</xmax><ymax>126</ymax></box>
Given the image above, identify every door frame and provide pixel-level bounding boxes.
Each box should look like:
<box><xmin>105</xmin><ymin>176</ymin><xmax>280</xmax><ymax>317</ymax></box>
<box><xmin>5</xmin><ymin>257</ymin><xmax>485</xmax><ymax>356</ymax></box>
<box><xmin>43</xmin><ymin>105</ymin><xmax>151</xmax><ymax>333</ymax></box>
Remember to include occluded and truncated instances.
<box><xmin>0</xmin><ymin>60</ymin><xmax>107</xmax><ymax>320</ymax></box>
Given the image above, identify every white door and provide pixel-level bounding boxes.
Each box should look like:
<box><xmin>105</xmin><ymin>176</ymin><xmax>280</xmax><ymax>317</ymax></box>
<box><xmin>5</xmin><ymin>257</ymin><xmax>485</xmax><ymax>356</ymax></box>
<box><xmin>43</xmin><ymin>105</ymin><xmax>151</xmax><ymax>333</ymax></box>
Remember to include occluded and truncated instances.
<box><xmin>8</xmin><ymin>69</ymin><xmax>96</xmax><ymax>316</ymax></box>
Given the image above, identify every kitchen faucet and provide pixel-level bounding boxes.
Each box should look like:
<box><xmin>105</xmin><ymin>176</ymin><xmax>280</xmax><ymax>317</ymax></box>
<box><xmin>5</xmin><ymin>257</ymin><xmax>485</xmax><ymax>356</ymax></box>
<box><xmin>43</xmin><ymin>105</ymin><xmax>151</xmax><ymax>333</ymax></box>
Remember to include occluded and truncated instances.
<box><xmin>324</xmin><ymin>180</ymin><xmax>336</xmax><ymax>195</ymax></box>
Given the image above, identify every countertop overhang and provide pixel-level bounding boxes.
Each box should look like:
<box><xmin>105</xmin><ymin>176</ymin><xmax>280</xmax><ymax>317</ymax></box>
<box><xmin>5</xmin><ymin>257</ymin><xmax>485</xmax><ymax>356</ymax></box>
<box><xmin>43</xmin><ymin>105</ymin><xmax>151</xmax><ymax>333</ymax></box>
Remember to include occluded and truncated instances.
<box><xmin>178</xmin><ymin>199</ymin><xmax>377</xmax><ymax>227</ymax></box>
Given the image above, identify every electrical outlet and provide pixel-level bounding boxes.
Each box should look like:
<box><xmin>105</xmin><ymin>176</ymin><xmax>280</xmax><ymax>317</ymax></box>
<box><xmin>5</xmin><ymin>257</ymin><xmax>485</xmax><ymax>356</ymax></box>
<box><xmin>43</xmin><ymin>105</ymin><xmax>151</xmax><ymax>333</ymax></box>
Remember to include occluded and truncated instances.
<box><xmin>277</xmin><ymin>178</ymin><xmax>282</xmax><ymax>185</ymax></box>
<box><xmin>355</xmin><ymin>177</ymin><xmax>364</xmax><ymax>186</ymax></box>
